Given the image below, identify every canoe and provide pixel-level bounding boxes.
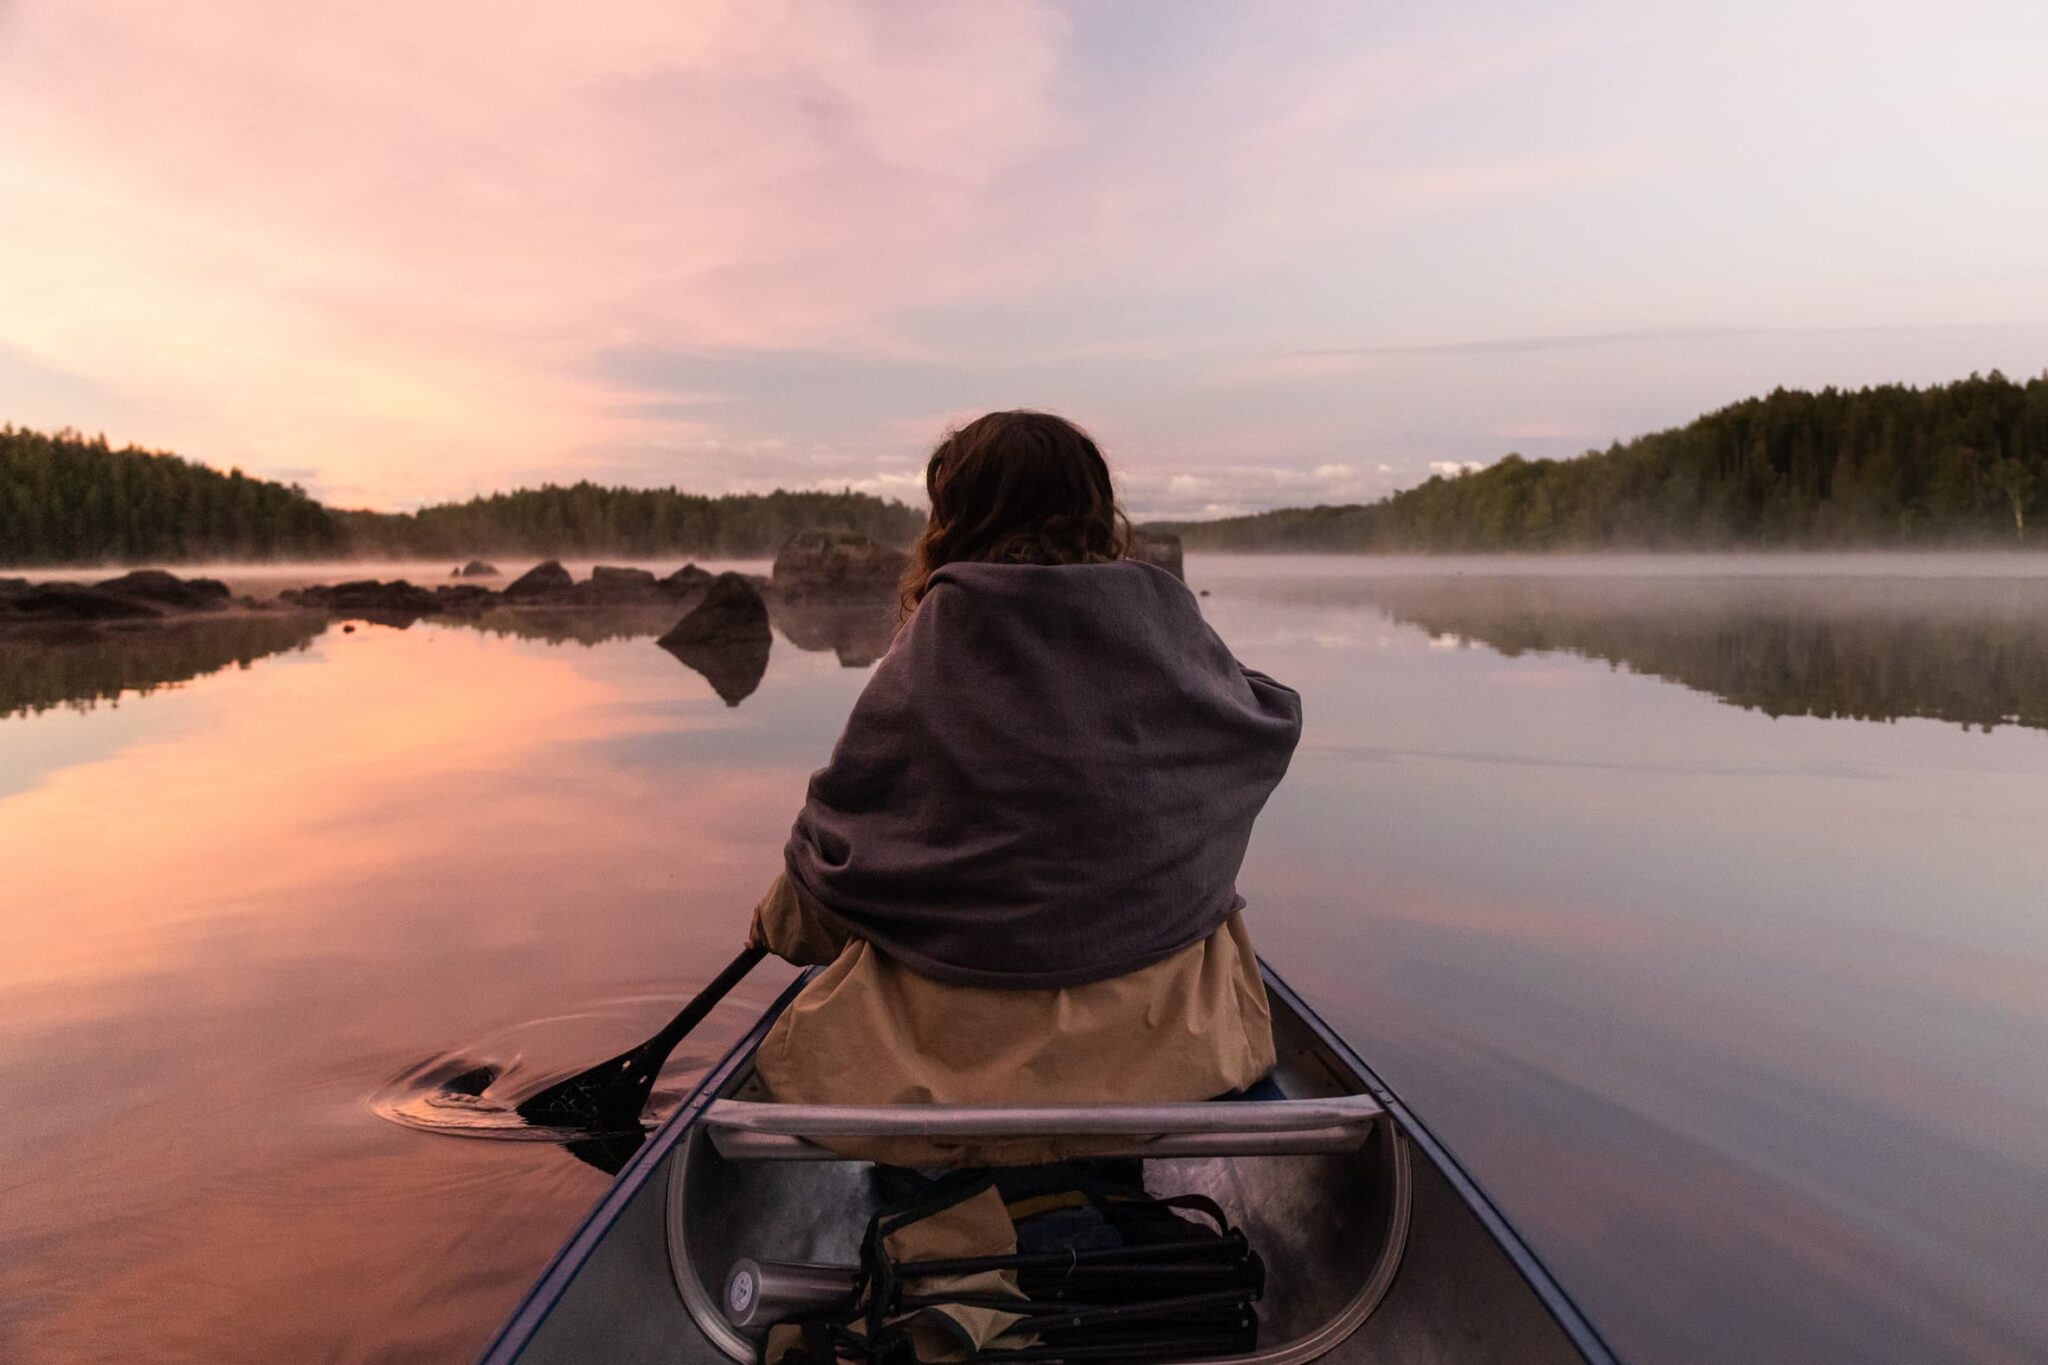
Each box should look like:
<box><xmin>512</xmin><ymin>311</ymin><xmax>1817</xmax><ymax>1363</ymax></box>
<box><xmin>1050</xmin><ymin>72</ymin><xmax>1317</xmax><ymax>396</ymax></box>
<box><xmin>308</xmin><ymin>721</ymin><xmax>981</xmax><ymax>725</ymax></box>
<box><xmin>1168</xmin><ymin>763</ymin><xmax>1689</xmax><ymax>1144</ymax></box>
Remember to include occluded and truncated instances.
<box><xmin>479</xmin><ymin>964</ymin><xmax>1616</xmax><ymax>1364</ymax></box>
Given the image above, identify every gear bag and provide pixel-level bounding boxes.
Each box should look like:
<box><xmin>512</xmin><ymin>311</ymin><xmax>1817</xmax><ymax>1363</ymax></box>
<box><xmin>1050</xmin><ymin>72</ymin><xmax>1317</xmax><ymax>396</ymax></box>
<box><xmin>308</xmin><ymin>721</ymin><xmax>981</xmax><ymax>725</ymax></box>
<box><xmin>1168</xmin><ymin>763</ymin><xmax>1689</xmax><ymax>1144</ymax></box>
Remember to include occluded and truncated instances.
<box><xmin>759</xmin><ymin>1165</ymin><xmax>1264</xmax><ymax>1364</ymax></box>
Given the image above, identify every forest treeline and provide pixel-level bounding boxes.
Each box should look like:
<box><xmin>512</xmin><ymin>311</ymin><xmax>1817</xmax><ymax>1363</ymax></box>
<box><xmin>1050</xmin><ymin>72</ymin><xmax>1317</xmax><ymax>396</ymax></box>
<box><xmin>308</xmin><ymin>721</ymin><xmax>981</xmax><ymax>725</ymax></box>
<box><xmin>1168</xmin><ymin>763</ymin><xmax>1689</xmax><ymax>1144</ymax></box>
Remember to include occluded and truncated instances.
<box><xmin>1156</xmin><ymin>373</ymin><xmax>2048</xmax><ymax>552</ymax></box>
<box><xmin>0</xmin><ymin>425</ymin><xmax>925</xmax><ymax>567</ymax></box>
<box><xmin>11</xmin><ymin>372</ymin><xmax>2048</xmax><ymax>565</ymax></box>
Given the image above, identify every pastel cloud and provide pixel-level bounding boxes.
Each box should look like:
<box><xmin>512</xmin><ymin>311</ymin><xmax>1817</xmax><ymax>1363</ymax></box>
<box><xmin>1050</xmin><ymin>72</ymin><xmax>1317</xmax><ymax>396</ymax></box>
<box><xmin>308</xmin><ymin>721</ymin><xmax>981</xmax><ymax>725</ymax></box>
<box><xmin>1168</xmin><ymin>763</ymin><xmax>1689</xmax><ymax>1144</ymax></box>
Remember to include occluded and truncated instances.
<box><xmin>0</xmin><ymin>1</ymin><xmax>2044</xmax><ymax>516</ymax></box>
<box><xmin>0</xmin><ymin>1</ymin><xmax>1072</xmax><ymax>502</ymax></box>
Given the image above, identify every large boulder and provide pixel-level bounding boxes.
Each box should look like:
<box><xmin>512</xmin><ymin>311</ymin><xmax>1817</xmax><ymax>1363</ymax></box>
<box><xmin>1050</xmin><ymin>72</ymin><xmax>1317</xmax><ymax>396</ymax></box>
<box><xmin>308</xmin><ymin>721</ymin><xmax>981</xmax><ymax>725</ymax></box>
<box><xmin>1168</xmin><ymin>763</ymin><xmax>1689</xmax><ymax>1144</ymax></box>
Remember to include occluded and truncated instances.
<box><xmin>571</xmin><ymin>565</ymin><xmax>665</xmax><ymax>604</ymax></box>
<box><xmin>503</xmin><ymin>560</ymin><xmax>574</xmax><ymax>600</ymax></box>
<box><xmin>94</xmin><ymin>569</ymin><xmax>234</xmax><ymax>611</ymax></box>
<box><xmin>658</xmin><ymin>572</ymin><xmax>771</xmax><ymax>648</ymax></box>
<box><xmin>1129</xmin><ymin>530</ymin><xmax>1185</xmax><ymax>581</ymax></box>
<box><xmin>451</xmin><ymin>559</ymin><xmax>500</xmax><ymax>578</ymax></box>
<box><xmin>771</xmin><ymin>530</ymin><xmax>908</xmax><ymax>598</ymax></box>
<box><xmin>658</xmin><ymin>573</ymin><xmax>773</xmax><ymax>706</ymax></box>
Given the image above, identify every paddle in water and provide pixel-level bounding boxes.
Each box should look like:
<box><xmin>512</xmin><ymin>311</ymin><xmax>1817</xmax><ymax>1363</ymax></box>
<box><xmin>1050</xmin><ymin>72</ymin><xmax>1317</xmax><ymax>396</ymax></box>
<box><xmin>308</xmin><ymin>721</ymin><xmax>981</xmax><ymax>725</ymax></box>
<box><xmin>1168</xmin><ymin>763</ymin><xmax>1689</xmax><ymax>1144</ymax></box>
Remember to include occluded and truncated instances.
<box><xmin>516</xmin><ymin>945</ymin><xmax>768</xmax><ymax>1132</ymax></box>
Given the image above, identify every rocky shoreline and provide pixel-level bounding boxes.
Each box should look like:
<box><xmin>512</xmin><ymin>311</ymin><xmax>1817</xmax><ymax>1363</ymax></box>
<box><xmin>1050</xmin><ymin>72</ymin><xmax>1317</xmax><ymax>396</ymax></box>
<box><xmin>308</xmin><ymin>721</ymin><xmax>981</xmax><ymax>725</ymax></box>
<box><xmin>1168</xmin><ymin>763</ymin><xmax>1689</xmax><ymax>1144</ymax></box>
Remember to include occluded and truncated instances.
<box><xmin>3</xmin><ymin>530</ymin><xmax>904</xmax><ymax>622</ymax></box>
<box><xmin>0</xmin><ymin>532</ymin><xmax>906</xmax><ymax>704</ymax></box>
<box><xmin>0</xmin><ymin>569</ymin><xmax>289</xmax><ymax>635</ymax></box>
<box><xmin>2</xmin><ymin>528</ymin><xmax>1185</xmax><ymax>704</ymax></box>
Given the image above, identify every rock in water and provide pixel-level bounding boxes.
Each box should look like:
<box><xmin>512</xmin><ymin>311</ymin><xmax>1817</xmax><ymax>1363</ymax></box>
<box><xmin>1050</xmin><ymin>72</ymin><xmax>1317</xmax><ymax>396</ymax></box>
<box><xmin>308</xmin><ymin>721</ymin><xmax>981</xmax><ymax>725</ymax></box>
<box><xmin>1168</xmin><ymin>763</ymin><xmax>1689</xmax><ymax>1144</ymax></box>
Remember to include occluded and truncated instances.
<box><xmin>6</xmin><ymin>583</ymin><xmax>161</xmax><ymax>620</ymax></box>
<box><xmin>281</xmin><ymin>580</ymin><xmax>444</xmax><ymax>617</ymax></box>
<box><xmin>658</xmin><ymin>572</ymin><xmax>773</xmax><ymax>705</ymax></box>
<box><xmin>503</xmin><ymin>560</ymin><xmax>574</xmax><ymax>600</ymax></box>
<box><xmin>434</xmin><ymin>584</ymin><xmax>500</xmax><ymax>614</ymax></box>
<box><xmin>2</xmin><ymin>569</ymin><xmax>239</xmax><ymax>623</ymax></box>
<box><xmin>591</xmin><ymin>565</ymin><xmax>656</xmax><ymax>587</ymax></box>
<box><xmin>658</xmin><ymin>572</ymin><xmax>771</xmax><ymax>647</ymax></box>
<box><xmin>660</xmin><ymin>563</ymin><xmax>715</xmax><ymax>598</ymax></box>
<box><xmin>452</xmin><ymin>559</ymin><xmax>500</xmax><ymax>578</ymax></box>
<box><xmin>572</xmin><ymin>565</ymin><xmax>664</xmax><ymax>604</ymax></box>
<box><xmin>771</xmin><ymin>530</ymin><xmax>908</xmax><ymax>598</ymax></box>
<box><xmin>1129</xmin><ymin>531</ymin><xmax>1184</xmax><ymax>581</ymax></box>
<box><xmin>95</xmin><ymin>569</ymin><xmax>234</xmax><ymax>611</ymax></box>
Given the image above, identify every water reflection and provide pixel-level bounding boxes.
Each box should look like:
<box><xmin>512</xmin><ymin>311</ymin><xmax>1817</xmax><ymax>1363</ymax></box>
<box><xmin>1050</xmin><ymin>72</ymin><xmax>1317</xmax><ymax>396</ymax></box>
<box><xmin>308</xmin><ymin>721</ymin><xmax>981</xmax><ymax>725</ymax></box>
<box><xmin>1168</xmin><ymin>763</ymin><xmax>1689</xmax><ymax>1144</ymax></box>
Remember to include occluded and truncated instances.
<box><xmin>1188</xmin><ymin>561</ymin><xmax>2048</xmax><ymax>1365</ymax></box>
<box><xmin>1350</xmin><ymin>574</ymin><xmax>2048</xmax><ymax>732</ymax></box>
<box><xmin>0</xmin><ymin>591</ymin><xmax>893</xmax><ymax>717</ymax></box>
<box><xmin>657</xmin><ymin>631</ymin><xmax>772</xmax><ymax>705</ymax></box>
<box><xmin>0</xmin><ymin>621</ymin><xmax>815</xmax><ymax>1362</ymax></box>
<box><xmin>0</xmin><ymin>613</ymin><xmax>326</xmax><ymax>719</ymax></box>
<box><xmin>765</xmin><ymin>596</ymin><xmax>898</xmax><ymax>667</ymax></box>
<box><xmin>32</xmin><ymin>569</ymin><xmax>2048</xmax><ymax>735</ymax></box>
<box><xmin>462</xmin><ymin>605</ymin><xmax>685</xmax><ymax>647</ymax></box>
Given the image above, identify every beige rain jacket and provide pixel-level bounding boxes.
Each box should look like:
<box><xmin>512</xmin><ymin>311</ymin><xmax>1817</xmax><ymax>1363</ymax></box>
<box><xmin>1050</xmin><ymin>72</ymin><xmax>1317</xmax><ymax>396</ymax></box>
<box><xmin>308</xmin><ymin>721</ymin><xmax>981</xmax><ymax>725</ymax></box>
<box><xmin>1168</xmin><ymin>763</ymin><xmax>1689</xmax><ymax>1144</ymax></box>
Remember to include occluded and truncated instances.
<box><xmin>747</xmin><ymin>874</ymin><xmax>1277</xmax><ymax>1167</ymax></box>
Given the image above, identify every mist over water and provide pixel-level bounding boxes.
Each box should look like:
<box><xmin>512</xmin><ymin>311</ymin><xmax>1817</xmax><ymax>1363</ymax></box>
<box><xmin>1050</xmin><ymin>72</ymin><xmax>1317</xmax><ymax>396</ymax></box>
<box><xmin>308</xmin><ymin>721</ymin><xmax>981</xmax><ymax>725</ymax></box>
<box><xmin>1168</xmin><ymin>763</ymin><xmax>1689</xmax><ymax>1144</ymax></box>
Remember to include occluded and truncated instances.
<box><xmin>2</xmin><ymin>554</ymin><xmax>2045</xmax><ymax>1362</ymax></box>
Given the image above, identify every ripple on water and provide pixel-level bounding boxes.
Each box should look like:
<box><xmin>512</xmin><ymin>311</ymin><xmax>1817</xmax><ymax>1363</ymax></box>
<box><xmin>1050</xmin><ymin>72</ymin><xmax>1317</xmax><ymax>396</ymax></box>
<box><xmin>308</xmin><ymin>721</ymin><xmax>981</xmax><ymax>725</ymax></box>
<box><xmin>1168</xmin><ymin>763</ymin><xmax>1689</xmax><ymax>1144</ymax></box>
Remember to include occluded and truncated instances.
<box><xmin>369</xmin><ymin>998</ymin><xmax>718</xmax><ymax>1143</ymax></box>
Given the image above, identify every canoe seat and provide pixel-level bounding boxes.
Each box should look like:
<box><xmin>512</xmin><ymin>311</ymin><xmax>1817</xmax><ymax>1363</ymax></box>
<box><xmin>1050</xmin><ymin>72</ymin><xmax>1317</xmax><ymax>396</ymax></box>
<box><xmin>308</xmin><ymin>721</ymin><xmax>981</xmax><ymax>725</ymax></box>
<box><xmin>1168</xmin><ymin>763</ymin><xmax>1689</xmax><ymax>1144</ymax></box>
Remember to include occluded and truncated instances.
<box><xmin>700</xmin><ymin>1094</ymin><xmax>1385</xmax><ymax>1161</ymax></box>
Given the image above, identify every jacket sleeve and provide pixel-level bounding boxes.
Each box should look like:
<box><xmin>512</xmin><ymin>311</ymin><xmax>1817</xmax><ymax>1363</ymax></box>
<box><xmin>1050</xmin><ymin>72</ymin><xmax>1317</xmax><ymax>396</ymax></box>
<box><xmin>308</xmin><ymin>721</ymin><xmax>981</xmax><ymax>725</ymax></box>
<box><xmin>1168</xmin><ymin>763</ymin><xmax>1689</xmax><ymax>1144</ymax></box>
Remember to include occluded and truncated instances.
<box><xmin>748</xmin><ymin>871</ymin><xmax>854</xmax><ymax>966</ymax></box>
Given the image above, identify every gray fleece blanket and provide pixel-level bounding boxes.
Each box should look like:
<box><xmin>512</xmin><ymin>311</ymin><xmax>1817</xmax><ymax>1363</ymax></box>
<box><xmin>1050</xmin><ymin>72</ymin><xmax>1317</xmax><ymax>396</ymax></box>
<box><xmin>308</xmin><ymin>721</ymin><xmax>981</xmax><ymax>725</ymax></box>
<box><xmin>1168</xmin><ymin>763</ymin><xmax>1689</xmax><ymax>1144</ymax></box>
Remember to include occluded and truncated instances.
<box><xmin>783</xmin><ymin>559</ymin><xmax>1301</xmax><ymax>988</ymax></box>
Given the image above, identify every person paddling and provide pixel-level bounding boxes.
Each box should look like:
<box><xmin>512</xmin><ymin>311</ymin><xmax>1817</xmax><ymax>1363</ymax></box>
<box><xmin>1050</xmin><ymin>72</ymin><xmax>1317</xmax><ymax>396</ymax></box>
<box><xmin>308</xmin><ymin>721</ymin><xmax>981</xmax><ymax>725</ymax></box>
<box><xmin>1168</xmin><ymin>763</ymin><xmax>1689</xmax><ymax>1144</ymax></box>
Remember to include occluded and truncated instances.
<box><xmin>749</xmin><ymin>410</ymin><xmax>1301</xmax><ymax>1167</ymax></box>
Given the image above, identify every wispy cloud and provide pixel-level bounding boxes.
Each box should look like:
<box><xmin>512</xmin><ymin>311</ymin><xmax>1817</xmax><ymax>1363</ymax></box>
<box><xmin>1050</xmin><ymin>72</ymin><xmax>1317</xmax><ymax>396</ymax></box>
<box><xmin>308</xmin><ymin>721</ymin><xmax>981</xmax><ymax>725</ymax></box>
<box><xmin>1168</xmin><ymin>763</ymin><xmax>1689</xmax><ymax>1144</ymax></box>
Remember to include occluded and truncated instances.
<box><xmin>1222</xmin><ymin>323</ymin><xmax>2047</xmax><ymax>388</ymax></box>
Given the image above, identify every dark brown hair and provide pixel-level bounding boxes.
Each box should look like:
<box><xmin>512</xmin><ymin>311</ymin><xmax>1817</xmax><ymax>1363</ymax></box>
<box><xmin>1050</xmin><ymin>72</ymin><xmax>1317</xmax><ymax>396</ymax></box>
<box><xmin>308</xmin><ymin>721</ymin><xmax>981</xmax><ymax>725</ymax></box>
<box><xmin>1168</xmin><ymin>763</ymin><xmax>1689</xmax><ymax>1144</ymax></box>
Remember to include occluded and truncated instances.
<box><xmin>899</xmin><ymin>410</ymin><xmax>1132</xmax><ymax>616</ymax></box>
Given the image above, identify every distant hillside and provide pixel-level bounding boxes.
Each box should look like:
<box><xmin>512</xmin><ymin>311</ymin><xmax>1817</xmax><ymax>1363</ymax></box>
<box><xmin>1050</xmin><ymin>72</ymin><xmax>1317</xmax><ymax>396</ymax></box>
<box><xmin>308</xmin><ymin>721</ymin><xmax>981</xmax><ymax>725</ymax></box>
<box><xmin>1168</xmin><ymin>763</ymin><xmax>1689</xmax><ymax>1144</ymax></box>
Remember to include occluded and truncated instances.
<box><xmin>0</xmin><ymin>425</ymin><xmax>924</xmax><ymax>567</ymax></box>
<box><xmin>1155</xmin><ymin>373</ymin><xmax>2048</xmax><ymax>552</ymax></box>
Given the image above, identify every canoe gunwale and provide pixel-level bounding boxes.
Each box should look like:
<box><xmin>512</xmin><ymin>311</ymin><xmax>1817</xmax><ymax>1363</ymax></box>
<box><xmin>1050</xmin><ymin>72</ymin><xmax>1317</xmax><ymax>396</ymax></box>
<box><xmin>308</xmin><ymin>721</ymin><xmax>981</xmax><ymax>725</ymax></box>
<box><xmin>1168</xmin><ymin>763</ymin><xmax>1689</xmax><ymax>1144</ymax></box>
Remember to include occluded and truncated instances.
<box><xmin>1257</xmin><ymin>963</ymin><xmax>1621</xmax><ymax>1365</ymax></box>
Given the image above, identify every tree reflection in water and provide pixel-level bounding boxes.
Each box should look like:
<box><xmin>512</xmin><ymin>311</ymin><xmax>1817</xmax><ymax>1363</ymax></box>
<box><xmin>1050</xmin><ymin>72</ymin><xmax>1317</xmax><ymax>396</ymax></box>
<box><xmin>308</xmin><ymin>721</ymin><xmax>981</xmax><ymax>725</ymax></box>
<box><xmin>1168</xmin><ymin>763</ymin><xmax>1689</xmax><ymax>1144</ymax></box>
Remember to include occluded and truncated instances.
<box><xmin>0</xmin><ymin>613</ymin><xmax>328</xmax><ymax>719</ymax></box>
<box><xmin>12</xmin><ymin>576</ymin><xmax>2042</xmax><ymax>732</ymax></box>
<box><xmin>1357</xmin><ymin>574</ymin><xmax>2048</xmax><ymax>732</ymax></box>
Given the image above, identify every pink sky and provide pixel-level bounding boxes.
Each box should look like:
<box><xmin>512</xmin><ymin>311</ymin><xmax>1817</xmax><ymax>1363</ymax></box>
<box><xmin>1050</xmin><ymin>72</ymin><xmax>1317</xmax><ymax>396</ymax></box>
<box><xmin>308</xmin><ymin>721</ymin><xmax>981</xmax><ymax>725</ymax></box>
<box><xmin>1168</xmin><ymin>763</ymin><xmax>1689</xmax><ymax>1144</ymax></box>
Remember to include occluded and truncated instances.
<box><xmin>1</xmin><ymin>1</ymin><xmax>2044</xmax><ymax>516</ymax></box>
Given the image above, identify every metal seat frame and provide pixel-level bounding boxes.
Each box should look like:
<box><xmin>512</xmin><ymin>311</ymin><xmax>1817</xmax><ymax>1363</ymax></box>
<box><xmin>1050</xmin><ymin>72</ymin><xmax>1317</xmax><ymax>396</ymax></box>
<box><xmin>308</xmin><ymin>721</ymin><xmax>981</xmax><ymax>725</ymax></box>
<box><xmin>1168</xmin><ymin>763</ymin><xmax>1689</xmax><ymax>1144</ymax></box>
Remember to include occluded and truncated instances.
<box><xmin>701</xmin><ymin>1094</ymin><xmax>1387</xmax><ymax>1161</ymax></box>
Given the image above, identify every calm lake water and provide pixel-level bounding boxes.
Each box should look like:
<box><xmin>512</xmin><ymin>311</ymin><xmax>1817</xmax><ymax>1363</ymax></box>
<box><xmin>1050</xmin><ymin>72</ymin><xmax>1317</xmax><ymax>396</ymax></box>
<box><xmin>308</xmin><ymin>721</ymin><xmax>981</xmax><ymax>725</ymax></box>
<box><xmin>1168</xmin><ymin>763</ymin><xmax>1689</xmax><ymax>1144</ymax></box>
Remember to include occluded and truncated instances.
<box><xmin>3</xmin><ymin>554</ymin><xmax>2045</xmax><ymax>1363</ymax></box>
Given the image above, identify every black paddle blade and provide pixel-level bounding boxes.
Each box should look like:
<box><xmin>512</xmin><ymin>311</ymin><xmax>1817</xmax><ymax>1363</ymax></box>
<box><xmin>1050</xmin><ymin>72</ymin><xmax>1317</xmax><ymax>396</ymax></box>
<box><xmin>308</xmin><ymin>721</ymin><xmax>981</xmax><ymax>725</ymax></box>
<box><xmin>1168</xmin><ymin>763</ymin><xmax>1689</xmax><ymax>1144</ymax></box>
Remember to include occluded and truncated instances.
<box><xmin>514</xmin><ymin>946</ymin><xmax>768</xmax><ymax>1132</ymax></box>
<box><xmin>514</xmin><ymin>1039</ymin><xmax>666</xmax><ymax>1131</ymax></box>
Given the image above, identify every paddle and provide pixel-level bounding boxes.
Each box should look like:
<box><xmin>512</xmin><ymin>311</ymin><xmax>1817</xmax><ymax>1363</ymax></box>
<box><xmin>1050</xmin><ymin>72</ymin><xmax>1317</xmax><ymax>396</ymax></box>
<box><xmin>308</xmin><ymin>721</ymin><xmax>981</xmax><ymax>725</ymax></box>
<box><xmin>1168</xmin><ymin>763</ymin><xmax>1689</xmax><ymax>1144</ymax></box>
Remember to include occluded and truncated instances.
<box><xmin>516</xmin><ymin>945</ymin><xmax>768</xmax><ymax>1132</ymax></box>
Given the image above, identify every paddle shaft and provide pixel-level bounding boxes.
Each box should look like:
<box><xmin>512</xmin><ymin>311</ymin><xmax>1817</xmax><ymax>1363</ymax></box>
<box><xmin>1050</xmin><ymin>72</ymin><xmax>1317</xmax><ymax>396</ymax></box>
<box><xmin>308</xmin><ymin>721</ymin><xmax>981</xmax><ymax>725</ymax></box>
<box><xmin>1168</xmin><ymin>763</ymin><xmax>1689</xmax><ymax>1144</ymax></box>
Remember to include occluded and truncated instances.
<box><xmin>646</xmin><ymin>945</ymin><xmax>769</xmax><ymax>1058</ymax></box>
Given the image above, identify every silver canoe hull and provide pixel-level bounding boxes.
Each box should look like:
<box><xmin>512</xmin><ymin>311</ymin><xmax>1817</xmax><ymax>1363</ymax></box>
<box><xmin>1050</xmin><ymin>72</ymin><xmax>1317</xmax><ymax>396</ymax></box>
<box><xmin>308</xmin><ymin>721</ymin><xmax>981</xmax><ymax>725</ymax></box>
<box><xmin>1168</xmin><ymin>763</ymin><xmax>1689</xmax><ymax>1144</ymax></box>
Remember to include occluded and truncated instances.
<box><xmin>481</xmin><ymin>964</ymin><xmax>1614</xmax><ymax>1365</ymax></box>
